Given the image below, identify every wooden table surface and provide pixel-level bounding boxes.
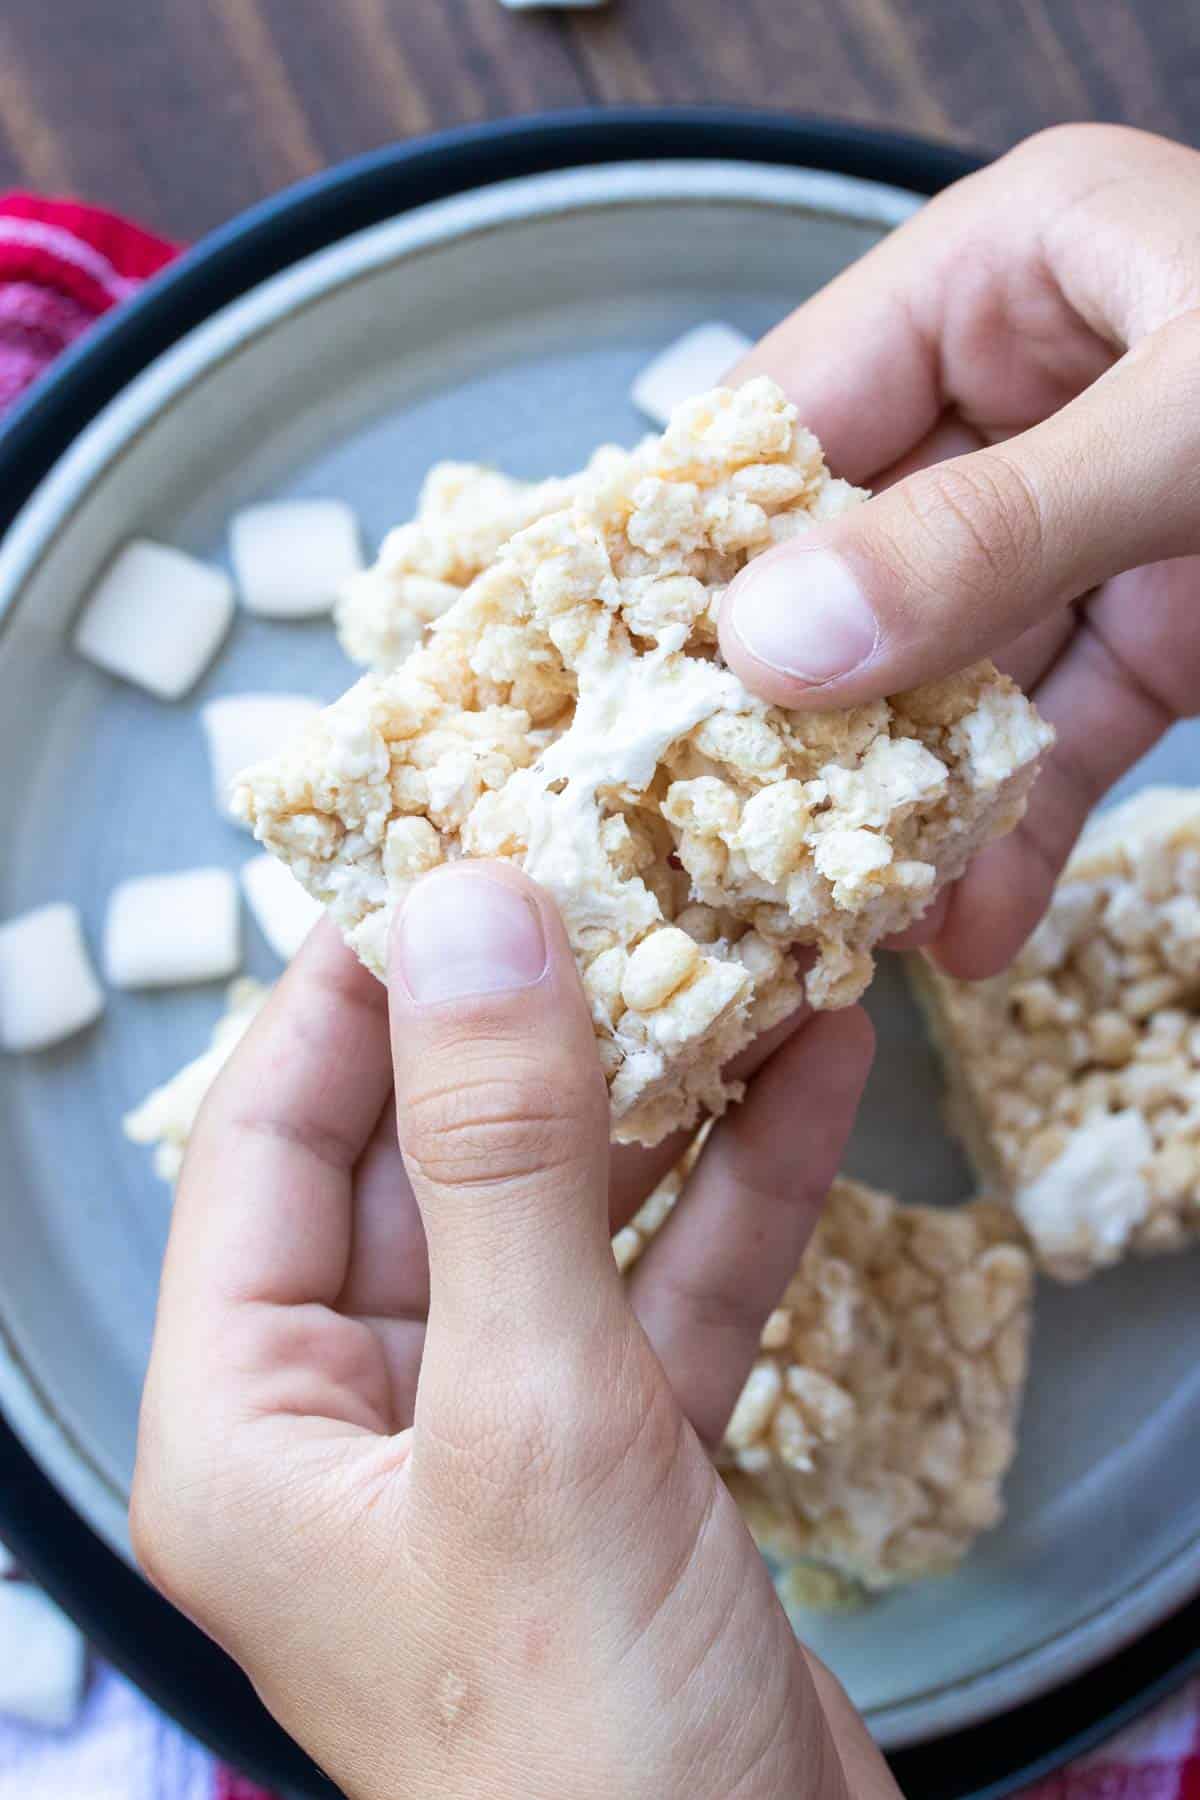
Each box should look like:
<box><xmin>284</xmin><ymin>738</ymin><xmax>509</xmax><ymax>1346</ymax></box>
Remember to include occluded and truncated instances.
<box><xmin>0</xmin><ymin>0</ymin><xmax>1197</xmax><ymax>241</ymax></box>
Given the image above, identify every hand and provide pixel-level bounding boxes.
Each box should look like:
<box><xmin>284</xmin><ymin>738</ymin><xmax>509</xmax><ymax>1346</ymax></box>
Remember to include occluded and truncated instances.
<box><xmin>720</xmin><ymin>123</ymin><xmax>1200</xmax><ymax>978</ymax></box>
<box><xmin>131</xmin><ymin>869</ymin><xmax>891</xmax><ymax>1800</ymax></box>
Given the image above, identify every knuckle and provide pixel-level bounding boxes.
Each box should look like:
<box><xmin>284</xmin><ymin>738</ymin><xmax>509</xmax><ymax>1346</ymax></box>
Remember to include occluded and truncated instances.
<box><xmin>1151</xmin><ymin>304</ymin><xmax>1200</xmax><ymax>371</ymax></box>
<box><xmin>424</xmin><ymin>1350</ymin><xmax>679</xmax><ymax>1554</ymax></box>
<box><xmin>893</xmin><ymin>453</ymin><xmax>1045</xmax><ymax>599</ymax></box>
<box><xmin>401</xmin><ymin>1045</ymin><xmax>603</xmax><ymax>1193</ymax></box>
<box><xmin>1014</xmin><ymin>121</ymin><xmax>1150</xmax><ymax>180</ymax></box>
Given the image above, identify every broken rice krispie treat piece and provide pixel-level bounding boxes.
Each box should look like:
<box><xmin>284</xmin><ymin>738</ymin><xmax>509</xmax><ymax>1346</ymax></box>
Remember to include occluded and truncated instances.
<box><xmin>721</xmin><ymin>1178</ymin><xmax>1033</xmax><ymax>1591</ymax></box>
<box><xmin>913</xmin><ymin>787</ymin><xmax>1200</xmax><ymax>1282</ymax></box>
<box><xmin>123</xmin><ymin>979</ymin><xmax>269</xmax><ymax>1181</ymax></box>
<box><xmin>236</xmin><ymin>378</ymin><xmax>1052</xmax><ymax>1146</ymax></box>
<box><xmin>336</xmin><ymin>458</ymin><xmax>605</xmax><ymax>669</ymax></box>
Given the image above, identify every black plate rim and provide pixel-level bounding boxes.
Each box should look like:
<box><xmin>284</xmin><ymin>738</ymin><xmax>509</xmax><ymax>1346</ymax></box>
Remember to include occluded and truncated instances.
<box><xmin>1</xmin><ymin>106</ymin><xmax>1195</xmax><ymax>1800</ymax></box>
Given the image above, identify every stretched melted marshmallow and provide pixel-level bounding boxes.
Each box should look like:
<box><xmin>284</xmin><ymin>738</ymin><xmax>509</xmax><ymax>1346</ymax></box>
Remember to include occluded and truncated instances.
<box><xmin>230</xmin><ymin>499</ymin><xmax>363</xmax><ymax>618</ymax></box>
<box><xmin>202</xmin><ymin>693</ymin><xmax>322</xmax><ymax>824</ymax></box>
<box><xmin>0</xmin><ymin>904</ymin><xmax>104</xmax><ymax>1052</ymax></box>
<box><xmin>74</xmin><ymin>540</ymin><xmax>234</xmax><ymax>699</ymax></box>
<box><xmin>104</xmin><ymin>868</ymin><xmax>240</xmax><ymax>989</ymax></box>
<box><xmin>241</xmin><ymin>854</ymin><xmax>324</xmax><ymax>960</ymax></box>
<box><xmin>631</xmin><ymin>322</ymin><xmax>753</xmax><ymax>426</ymax></box>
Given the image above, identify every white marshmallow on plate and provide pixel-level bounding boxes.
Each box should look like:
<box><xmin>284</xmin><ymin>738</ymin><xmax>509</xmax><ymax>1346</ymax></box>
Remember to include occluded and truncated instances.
<box><xmin>499</xmin><ymin>0</ymin><xmax>606</xmax><ymax>8</ymax></box>
<box><xmin>0</xmin><ymin>1583</ymin><xmax>87</xmax><ymax>1728</ymax></box>
<box><xmin>0</xmin><ymin>904</ymin><xmax>104</xmax><ymax>1053</ymax></box>
<box><xmin>241</xmin><ymin>854</ymin><xmax>325</xmax><ymax>961</ymax></box>
<box><xmin>104</xmin><ymin>868</ymin><xmax>240</xmax><ymax>990</ymax></box>
<box><xmin>230</xmin><ymin>499</ymin><xmax>364</xmax><ymax>618</ymax></box>
<box><xmin>73</xmin><ymin>540</ymin><xmax>235</xmax><ymax>700</ymax></box>
<box><xmin>202</xmin><ymin>693</ymin><xmax>321</xmax><ymax>825</ymax></box>
<box><xmin>631</xmin><ymin>322</ymin><xmax>753</xmax><ymax>426</ymax></box>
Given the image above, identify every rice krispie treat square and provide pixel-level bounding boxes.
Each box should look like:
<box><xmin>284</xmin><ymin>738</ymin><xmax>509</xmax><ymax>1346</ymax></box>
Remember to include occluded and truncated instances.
<box><xmin>913</xmin><ymin>787</ymin><xmax>1200</xmax><ymax>1281</ymax></box>
<box><xmin>720</xmin><ymin>1178</ymin><xmax>1033</xmax><ymax>1591</ymax></box>
<box><xmin>236</xmin><ymin>378</ymin><xmax>1052</xmax><ymax>1146</ymax></box>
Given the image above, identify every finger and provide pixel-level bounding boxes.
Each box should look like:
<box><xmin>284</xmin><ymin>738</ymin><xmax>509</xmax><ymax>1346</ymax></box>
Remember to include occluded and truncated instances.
<box><xmin>872</xmin><ymin>415</ymin><xmax>986</xmax><ymax>491</ymax></box>
<box><xmin>738</xmin><ymin>126</ymin><xmax>1200</xmax><ymax>489</ymax></box>
<box><xmin>340</xmin><ymin>982</ymin><xmax>818</xmax><ymax>1319</ymax></box>
<box><xmin>720</xmin><ymin>308</ymin><xmax>1200</xmax><ymax>710</ymax></box>
<box><xmin>628</xmin><ymin>1008</ymin><xmax>873</xmax><ymax>1450</ymax></box>
<box><xmin>881</xmin><ymin>886</ymin><xmax>950</xmax><ymax>953</ymax></box>
<box><xmin>993</xmin><ymin>609</ymin><xmax>1074</xmax><ymax>696</ymax></box>
<box><xmin>733</xmin><ymin>241</ymin><xmax>942</xmax><ymax>481</ymax></box>
<box><xmin>733</xmin><ymin>134</ymin><xmax>1118</xmax><ymax>479</ymax></box>
<box><xmin>388</xmin><ymin>863</ymin><xmax>620</xmax><ymax>1371</ymax></box>
<box><xmin>336</xmin><ymin>1101</ymin><xmax>429</xmax><ymax>1320</ymax></box>
<box><xmin>932</xmin><ymin>555</ymin><xmax>1200</xmax><ymax>977</ymax></box>
<box><xmin>163</xmin><ymin>923</ymin><xmax>393</xmax><ymax>1319</ymax></box>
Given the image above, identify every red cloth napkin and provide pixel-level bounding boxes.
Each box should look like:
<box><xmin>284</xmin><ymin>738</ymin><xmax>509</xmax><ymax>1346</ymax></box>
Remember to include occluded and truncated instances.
<box><xmin>0</xmin><ymin>193</ymin><xmax>178</xmax><ymax>411</ymax></box>
<box><xmin>0</xmin><ymin>188</ymin><xmax>1196</xmax><ymax>1800</ymax></box>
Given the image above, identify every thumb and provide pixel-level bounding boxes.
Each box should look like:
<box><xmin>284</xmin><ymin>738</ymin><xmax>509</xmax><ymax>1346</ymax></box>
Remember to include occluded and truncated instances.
<box><xmin>388</xmin><ymin>861</ymin><xmax>619</xmax><ymax>1361</ymax></box>
<box><xmin>719</xmin><ymin>309</ymin><xmax>1200</xmax><ymax>707</ymax></box>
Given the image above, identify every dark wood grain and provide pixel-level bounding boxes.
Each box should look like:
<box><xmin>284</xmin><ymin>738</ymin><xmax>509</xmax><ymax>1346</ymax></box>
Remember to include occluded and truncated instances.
<box><xmin>0</xmin><ymin>0</ymin><xmax>1197</xmax><ymax>241</ymax></box>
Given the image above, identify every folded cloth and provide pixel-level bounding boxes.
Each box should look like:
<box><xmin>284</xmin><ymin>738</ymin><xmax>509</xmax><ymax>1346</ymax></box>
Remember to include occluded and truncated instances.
<box><xmin>1020</xmin><ymin>1676</ymin><xmax>1200</xmax><ymax>1799</ymax></box>
<box><xmin>0</xmin><ymin>193</ymin><xmax>177</xmax><ymax>412</ymax></box>
<box><xmin>0</xmin><ymin>188</ymin><xmax>1196</xmax><ymax>1800</ymax></box>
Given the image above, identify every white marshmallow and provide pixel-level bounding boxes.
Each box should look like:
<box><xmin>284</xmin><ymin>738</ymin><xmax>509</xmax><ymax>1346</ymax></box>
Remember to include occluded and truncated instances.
<box><xmin>0</xmin><ymin>905</ymin><xmax>104</xmax><ymax>1053</ymax></box>
<box><xmin>230</xmin><ymin>499</ymin><xmax>363</xmax><ymax>618</ymax></box>
<box><xmin>74</xmin><ymin>540</ymin><xmax>234</xmax><ymax>700</ymax></box>
<box><xmin>202</xmin><ymin>693</ymin><xmax>321</xmax><ymax>825</ymax></box>
<box><xmin>0</xmin><ymin>1584</ymin><xmax>87</xmax><ymax>1728</ymax></box>
<box><xmin>631</xmin><ymin>322</ymin><xmax>753</xmax><ymax>426</ymax></box>
<box><xmin>104</xmin><ymin>869</ymin><xmax>240</xmax><ymax>989</ymax></box>
<box><xmin>241</xmin><ymin>855</ymin><xmax>324</xmax><ymax>961</ymax></box>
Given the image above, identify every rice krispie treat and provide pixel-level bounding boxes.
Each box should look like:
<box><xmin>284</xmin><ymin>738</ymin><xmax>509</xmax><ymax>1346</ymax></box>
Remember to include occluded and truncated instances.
<box><xmin>721</xmin><ymin>1178</ymin><xmax>1033</xmax><ymax>1591</ymax></box>
<box><xmin>914</xmin><ymin>787</ymin><xmax>1200</xmax><ymax>1282</ymax></box>
<box><xmin>123</xmin><ymin>979</ymin><xmax>269</xmax><ymax>1181</ymax></box>
<box><xmin>337</xmin><ymin>458</ymin><xmax>608</xmax><ymax>669</ymax></box>
<box><xmin>235</xmin><ymin>378</ymin><xmax>1052</xmax><ymax>1146</ymax></box>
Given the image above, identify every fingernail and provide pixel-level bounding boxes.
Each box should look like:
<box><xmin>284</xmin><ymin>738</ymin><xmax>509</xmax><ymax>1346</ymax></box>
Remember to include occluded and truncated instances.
<box><xmin>729</xmin><ymin>549</ymin><xmax>878</xmax><ymax>684</ymax></box>
<box><xmin>397</xmin><ymin>871</ymin><xmax>547</xmax><ymax>1004</ymax></box>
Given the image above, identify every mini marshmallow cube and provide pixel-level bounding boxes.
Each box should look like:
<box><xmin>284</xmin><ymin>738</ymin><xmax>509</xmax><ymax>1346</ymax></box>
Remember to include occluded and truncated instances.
<box><xmin>104</xmin><ymin>868</ymin><xmax>240</xmax><ymax>989</ymax></box>
<box><xmin>0</xmin><ymin>1584</ymin><xmax>87</xmax><ymax>1728</ymax></box>
<box><xmin>202</xmin><ymin>693</ymin><xmax>322</xmax><ymax>824</ymax></box>
<box><xmin>230</xmin><ymin>499</ymin><xmax>364</xmax><ymax>619</ymax></box>
<box><xmin>241</xmin><ymin>854</ymin><xmax>324</xmax><ymax>961</ymax></box>
<box><xmin>0</xmin><ymin>904</ymin><xmax>104</xmax><ymax>1053</ymax></box>
<box><xmin>631</xmin><ymin>322</ymin><xmax>754</xmax><ymax>426</ymax></box>
<box><xmin>74</xmin><ymin>540</ymin><xmax>235</xmax><ymax>700</ymax></box>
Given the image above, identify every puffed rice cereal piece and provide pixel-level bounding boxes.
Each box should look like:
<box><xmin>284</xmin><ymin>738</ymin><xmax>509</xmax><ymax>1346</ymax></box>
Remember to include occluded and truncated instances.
<box><xmin>720</xmin><ymin>1179</ymin><xmax>1033</xmax><ymax>1591</ymax></box>
<box><xmin>236</xmin><ymin>378</ymin><xmax>1052</xmax><ymax>1146</ymax></box>
<box><xmin>913</xmin><ymin>787</ymin><xmax>1200</xmax><ymax>1281</ymax></box>
<box><xmin>123</xmin><ymin>979</ymin><xmax>269</xmax><ymax>1181</ymax></box>
<box><xmin>335</xmin><ymin>457</ymin><xmax>610</xmax><ymax>669</ymax></box>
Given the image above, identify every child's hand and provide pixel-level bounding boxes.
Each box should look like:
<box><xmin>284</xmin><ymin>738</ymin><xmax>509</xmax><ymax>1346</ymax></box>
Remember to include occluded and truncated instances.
<box><xmin>132</xmin><ymin>870</ymin><xmax>891</xmax><ymax>1800</ymax></box>
<box><xmin>720</xmin><ymin>124</ymin><xmax>1200</xmax><ymax>977</ymax></box>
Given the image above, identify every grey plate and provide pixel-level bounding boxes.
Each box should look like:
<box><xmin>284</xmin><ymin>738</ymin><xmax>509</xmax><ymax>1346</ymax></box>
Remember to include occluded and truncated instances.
<box><xmin>0</xmin><ymin>160</ymin><xmax>1196</xmax><ymax>1751</ymax></box>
